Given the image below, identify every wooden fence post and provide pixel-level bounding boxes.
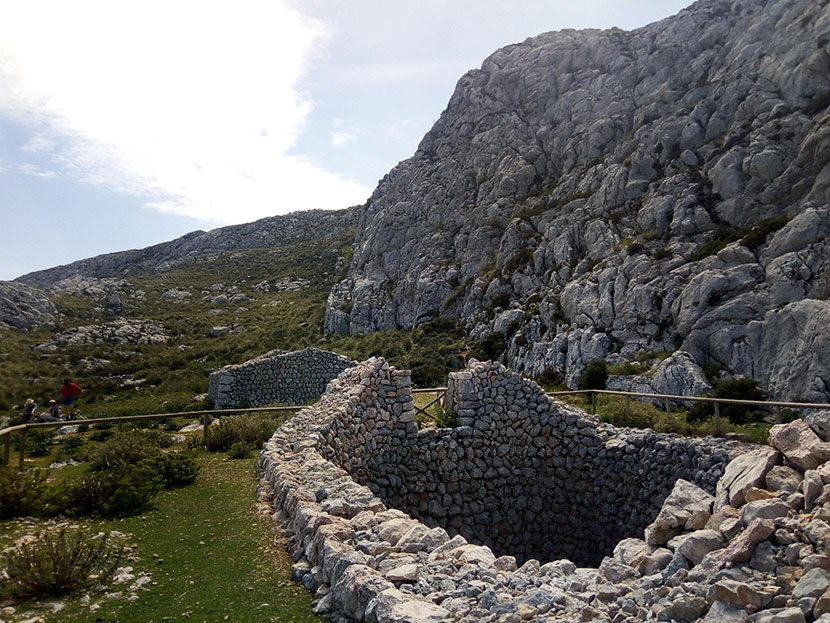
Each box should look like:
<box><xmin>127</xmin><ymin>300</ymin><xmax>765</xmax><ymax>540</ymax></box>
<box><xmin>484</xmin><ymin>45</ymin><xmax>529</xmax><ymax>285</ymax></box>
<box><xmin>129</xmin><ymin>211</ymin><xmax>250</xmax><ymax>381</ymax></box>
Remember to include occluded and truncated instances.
<box><xmin>3</xmin><ymin>434</ymin><xmax>10</xmax><ymax>466</ymax></box>
<box><xmin>625</xmin><ymin>395</ymin><xmax>631</xmax><ymax>424</ymax></box>
<box><xmin>591</xmin><ymin>392</ymin><xmax>597</xmax><ymax>415</ymax></box>
<box><xmin>203</xmin><ymin>414</ymin><xmax>210</xmax><ymax>444</ymax></box>
<box><xmin>714</xmin><ymin>402</ymin><xmax>721</xmax><ymax>436</ymax></box>
<box><xmin>18</xmin><ymin>428</ymin><xmax>26</xmax><ymax>469</ymax></box>
<box><xmin>774</xmin><ymin>406</ymin><xmax>782</xmax><ymax>424</ymax></box>
<box><xmin>664</xmin><ymin>398</ymin><xmax>671</xmax><ymax>414</ymax></box>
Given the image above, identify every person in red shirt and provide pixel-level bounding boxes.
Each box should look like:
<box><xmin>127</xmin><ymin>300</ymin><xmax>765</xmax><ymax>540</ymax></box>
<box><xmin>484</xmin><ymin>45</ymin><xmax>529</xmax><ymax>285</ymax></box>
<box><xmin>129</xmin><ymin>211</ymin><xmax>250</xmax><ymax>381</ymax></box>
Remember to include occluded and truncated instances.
<box><xmin>61</xmin><ymin>379</ymin><xmax>83</xmax><ymax>418</ymax></box>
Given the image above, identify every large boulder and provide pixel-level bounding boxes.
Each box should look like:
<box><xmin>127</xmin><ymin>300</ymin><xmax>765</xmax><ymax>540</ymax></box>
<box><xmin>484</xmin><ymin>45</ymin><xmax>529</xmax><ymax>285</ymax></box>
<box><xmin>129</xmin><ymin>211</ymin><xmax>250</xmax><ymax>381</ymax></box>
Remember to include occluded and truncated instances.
<box><xmin>715</xmin><ymin>447</ymin><xmax>781</xmax><ymax>510</ymax></box>
<box><xmin>770</xmin><ymin>420</ymin><xmax>830</xmax><ymax>472</ymax></box>
<box><xmin>644</xmin><ymin>479</ymin><xmax>714</xmax><ymax>546</ymax></box>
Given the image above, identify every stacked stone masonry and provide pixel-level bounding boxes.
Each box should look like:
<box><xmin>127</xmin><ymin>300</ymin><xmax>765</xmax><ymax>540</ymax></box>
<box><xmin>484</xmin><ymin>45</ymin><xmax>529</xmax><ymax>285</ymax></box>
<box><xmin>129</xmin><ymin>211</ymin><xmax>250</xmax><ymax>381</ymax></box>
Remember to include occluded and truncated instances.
<box><xmin>208</xmin><ymin>347</ymin><xmax>356</xmax><ymax>408</ymax></box>
<box><xmin>258</xmin><ymin>358</ymin><xmax>753</xmax><ymax>622</ymax></box>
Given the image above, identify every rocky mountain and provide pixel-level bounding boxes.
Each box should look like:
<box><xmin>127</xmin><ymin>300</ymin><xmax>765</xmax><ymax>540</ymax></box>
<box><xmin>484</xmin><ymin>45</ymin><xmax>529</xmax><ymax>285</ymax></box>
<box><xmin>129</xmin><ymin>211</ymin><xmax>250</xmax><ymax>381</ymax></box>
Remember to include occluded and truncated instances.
<box><xmin>16</xmin><ymin>207</ymin><xmax>360</xmax><ymax>289</ymax></box>
<box><xmin>7</xmin><ymin>0</ymin><xmax>830</xmax><ymax>404</ymax></box>
<box><xmin>324</xmin><ymin>0</ymin><xmax>830</xmax><ymax>401</ymax></box>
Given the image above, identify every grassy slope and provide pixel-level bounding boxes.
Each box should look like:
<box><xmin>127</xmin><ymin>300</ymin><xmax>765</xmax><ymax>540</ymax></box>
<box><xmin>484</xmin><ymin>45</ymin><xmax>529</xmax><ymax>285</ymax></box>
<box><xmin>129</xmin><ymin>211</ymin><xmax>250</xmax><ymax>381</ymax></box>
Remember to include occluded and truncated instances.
<box><xmin>0</xmin><ymin>233</ymin><xmax>483</xmax><ymax>423</ymax></box>
<box><xmin>0</xmin><ymin>236</ymin><xmax>351</xmax><ymax>418</ymax></box>
<box><xmin>3</xmin><ymin>454</ymin><xmax>321</xmax><ymax>623</ymax></box>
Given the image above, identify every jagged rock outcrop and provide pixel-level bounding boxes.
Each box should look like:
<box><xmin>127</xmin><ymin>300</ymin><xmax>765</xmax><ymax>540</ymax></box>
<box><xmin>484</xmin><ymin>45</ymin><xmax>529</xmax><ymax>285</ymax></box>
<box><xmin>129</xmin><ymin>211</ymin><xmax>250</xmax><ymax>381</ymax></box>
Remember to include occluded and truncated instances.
<box><xmin>15</xmin><ymin>207</ymin><xmax>360</xmax><ymax>287</ymax></box>
<box><xmin>0</xmin><ymin>281</ymin><xmax>57</xmax><ymax>332</ymax></box>
<box><xmin>324</xmin><ymin>0</ymin><xmax>830</xmax><ymax>401</ymax></box>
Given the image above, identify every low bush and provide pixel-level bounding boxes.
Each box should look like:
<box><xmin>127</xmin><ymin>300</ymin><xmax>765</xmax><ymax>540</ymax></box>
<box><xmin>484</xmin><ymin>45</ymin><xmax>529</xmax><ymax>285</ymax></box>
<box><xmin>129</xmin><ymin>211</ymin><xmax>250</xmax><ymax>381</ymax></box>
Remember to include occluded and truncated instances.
<box><xmin>204</xmin><ymin>414</ymin><xmax>279</xmax><ymax>452</ymax></box>
<box><xmin>607</xmin><ymin>361</ymin><xmax>644</xmax><ymax>376</ymax></box>
<box><xmin>89</xmin><ymin>431</ymin><xmax>162</xmax><ymax>471</ymax></box>
<box><xmin>0</xmin><ymin>529</ymin><xmax>124</xmax><ymax>599</ymax></box>
<box><xmin>433</xmin><ymin>409</ymin><xmax>459</xmax><ymax>428</ymax></box>
<box><xmin>534</xmin><ymin>368</ymin><xmax>564</xmax><ymax>391</ymax></box>
<box><xmin>0</xmin><ymin>467</ymin><xmax>49</xmax><ymax>518</ymax></box>
<box><xmin>12</xmin><ymin>431</ymin><xmax>54</xmax><ymax>458</ymax></box>
<box><xmin>470</xmin><ymin>333</ymin><xmax>507</xmax><ymax>361</ymax></box>
<box><xmin>579</xmin><ymin>360</ymin><xmax>608</xmax><ymax>390</ymax></box>
<box><xmin>57</xmin><ymin>436</ymin><xmax>86</xmax><ymax>460</ymax></box>
<box><xmin>103</xmin><ymin>463</ymin><xmax>164</xmax><ymax>515</ymax></box>
<box><xmin>52</xmin><ymin>465</ymin><xmax>164</xmax><ymax>517</ymax></box>
<box><xmin>227</xmin><ymin>442</ymin><xmax>255</xmax><ymax>459</ymax></box>
<box><xmin>688</xmin><ymin>377</ymin><xmax>767</xmax><ymax>425</ymax></box>
<box><xmin>89</xmin><ymin>429</ymin><xmax>113</xmax><ymax>443</ymax></box>
<box><xmin>144</xmin><ymin>453</ymin><xmax>200</xmax><ymax>487</ymax></box>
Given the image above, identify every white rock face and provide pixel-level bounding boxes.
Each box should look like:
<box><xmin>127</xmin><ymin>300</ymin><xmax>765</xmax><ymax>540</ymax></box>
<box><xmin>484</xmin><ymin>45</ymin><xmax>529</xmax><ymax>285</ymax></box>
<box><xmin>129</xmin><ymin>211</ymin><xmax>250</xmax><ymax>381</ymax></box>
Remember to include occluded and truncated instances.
<box><xmin>320</xmin><ymin>0</ymin><xmax>830</xmax><ymax>402</ymax></box>
<box><xmin>0</xmin><ymin>281</ymin><xmax>56</xmax><ymax>332</ymax></box>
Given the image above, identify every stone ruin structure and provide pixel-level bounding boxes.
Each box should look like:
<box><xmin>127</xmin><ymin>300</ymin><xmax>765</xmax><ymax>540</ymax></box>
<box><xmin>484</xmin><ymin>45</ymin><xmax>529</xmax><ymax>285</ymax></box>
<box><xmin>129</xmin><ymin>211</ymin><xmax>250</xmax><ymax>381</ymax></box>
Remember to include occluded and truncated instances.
<box><xmin>258</xmin><ymin>357</ymin><xmax>830</xmax><ymax>622</ymax></box>
<box><xmin>208</xmin><ymin>347</ymin><xmax>356</xmax><ymax>408</ymax></box>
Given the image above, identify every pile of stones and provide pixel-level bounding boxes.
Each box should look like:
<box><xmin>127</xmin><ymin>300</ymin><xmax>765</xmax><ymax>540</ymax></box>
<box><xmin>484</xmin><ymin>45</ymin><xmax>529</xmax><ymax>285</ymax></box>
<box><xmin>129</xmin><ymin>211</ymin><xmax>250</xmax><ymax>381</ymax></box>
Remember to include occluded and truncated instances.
<box><xmin>209</xmin><ymin>347</ymin><xmax>356</xmax><ymax>408</ymax></box>
<box><xmin>257</xmin><ymin>358</ymin><xmax>830</xmax><ymax>622</ymax></box>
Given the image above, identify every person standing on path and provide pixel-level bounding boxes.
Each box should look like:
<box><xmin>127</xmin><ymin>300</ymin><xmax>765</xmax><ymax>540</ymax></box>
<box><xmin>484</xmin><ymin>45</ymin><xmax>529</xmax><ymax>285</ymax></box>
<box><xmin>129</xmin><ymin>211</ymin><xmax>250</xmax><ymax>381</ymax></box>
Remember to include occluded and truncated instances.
<box><xmin>61</xmin><ymin>379</ymin><xmax>83</xmax><ymax>417</ymax></box>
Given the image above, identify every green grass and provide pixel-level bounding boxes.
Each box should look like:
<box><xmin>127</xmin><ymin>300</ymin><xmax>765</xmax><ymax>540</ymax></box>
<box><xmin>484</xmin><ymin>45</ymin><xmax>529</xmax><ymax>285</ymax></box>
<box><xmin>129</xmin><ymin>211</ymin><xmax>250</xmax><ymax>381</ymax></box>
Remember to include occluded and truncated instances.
<box><xmin>1</xmin><ymin>454</ymin><xmax>321</xmax><ymax>623</ymax></box>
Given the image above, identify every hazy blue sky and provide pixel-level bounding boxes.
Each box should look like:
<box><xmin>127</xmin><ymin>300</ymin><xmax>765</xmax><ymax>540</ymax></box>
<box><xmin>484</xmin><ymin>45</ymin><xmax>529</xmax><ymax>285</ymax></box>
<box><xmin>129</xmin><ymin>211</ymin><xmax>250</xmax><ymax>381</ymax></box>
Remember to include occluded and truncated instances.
<box><xmin>0</xmin><ymin>0</ymin><xmax>693</xmax><ymax>281</ymax></box>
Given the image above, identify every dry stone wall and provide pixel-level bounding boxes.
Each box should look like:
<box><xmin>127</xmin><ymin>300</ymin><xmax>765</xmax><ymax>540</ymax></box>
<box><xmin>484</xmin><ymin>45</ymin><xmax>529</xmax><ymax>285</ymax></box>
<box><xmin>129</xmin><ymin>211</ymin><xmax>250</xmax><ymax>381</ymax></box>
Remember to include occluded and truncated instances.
<box><xmin>208</xmin><ymin>347</ymin><xmax>356</xmax><ymax>408</ymax></box>
<box><xmin>258</xmin><ymin>357</ymin><xmax>747</xmax><ymax>622</ymax></box>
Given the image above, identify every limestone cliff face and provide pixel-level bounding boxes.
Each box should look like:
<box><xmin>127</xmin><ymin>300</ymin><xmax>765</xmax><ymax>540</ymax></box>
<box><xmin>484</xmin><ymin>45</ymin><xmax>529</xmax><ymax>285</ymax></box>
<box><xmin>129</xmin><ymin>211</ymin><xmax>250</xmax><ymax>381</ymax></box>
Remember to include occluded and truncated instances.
<box><xmin>324</xmin><ymin>0</ymin><xmax>830</xmax><ymax>401</ymax></box>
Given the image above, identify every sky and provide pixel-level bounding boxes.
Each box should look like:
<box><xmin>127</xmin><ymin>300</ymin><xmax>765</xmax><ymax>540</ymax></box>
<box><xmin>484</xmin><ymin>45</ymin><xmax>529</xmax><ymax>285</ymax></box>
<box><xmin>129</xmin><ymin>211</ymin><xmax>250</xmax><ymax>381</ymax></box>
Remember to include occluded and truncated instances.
<box><xmin>0</xmin><ymin>0</ymin><xmax>694</xmax><ymax>281</ymax></box>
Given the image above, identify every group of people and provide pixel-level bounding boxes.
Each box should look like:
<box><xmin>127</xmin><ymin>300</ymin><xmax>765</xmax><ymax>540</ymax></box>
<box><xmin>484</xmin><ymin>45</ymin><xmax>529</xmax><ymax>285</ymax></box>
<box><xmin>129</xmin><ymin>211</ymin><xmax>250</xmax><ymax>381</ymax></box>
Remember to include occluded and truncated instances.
<box><xmin>21</xmin><ymin>379</ymin><xmax>83</xmax><ymax>424</ymax></box>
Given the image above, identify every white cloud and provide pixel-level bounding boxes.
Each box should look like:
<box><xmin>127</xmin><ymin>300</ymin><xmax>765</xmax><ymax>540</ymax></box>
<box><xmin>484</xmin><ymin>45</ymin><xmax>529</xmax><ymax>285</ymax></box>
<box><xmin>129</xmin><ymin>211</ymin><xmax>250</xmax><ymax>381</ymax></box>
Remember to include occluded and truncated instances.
<box><xmin>329</xmin><ymin>118</ymin><xmax>363</xmax><ymax>148</ymax></box>
<box><xmin>17</xmin><ymin>162</ymin><xmax>55</xmax><ymax>179</ymax></box>
<box><xmin>0</xmin><ymin>0</ymin><xmax>371</xmax><ymax>224</ymax></box>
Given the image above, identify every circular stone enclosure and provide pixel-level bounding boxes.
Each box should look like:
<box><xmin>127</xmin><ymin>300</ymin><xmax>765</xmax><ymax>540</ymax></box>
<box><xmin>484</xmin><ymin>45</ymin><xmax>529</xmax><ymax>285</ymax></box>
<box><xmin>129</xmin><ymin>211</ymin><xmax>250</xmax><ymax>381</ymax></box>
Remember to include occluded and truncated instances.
<box><xmin>264</xmin><ymin>358</ymin><xmax>737</xmax><ymax>568</ymax></box>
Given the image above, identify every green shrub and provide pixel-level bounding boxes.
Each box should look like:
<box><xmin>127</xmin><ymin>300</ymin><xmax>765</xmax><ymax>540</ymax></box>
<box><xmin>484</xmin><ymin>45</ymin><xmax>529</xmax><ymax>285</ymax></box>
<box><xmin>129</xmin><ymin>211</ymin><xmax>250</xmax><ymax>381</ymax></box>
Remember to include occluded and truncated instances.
<box><xmin>57</xmin><ymin>436</ymin><xmax>86</xmax><ymax>459</ymax></box>
<box><xmin>52</xmin><ymin>463</ymin><xmax>164</xmax><ymax>518</ymax></box>
<box><xmin>89</xmin><ymin>431</ymin><xmax>162</xmax><ymax>471</ymax></box>
<box><xmin>470</xmin><ymin>333</ymin><xmax>507</xmax><ymax>361</ymax></box>
<box><xmin>144</xmin><ymin>452</ymin><xmax>200</xmax><ymax>487</ymax></box>
<box><xmin>204</xmin><ymin>414</ymin><xmax>279</xmax><ymax>452</ymax></box>
<box><xmin>89</xmin><ymin>429</ymin><xmax>113</xmax><ymax>443</ymax></box>
<box><xmin>652</xmin><ymin>248</ymin><xmax>671</xmax><ymax>260</ymax></box>
<box><xmin>0</xmin><ymin>529</ymin><xmax>124</xmax><ymax>599</ymax></box>
<box><xmin>534</xmin><ymin>368</ymin><xmax>564</xmax><ymax>391</ymax></box>
<box><xmin>688</xmin><ymin>377</ymin><xmax>767</xmax><ymax>425</ymax></box>
<box><xmin>433</xmin><ymin>409</ymin><xmax>459</xmax><ymax>428</ymax></box>
<box><xmin>103</xmin><ymin>463</ymin><xmax>164</xmax><ymax>515</ymax></box>
<box><xmin>0</xmin><ymin>467</ymin><xmax>49</xmax><ymax>518</ymax></box>
<box><xmin>740</xmin><ymin>216</ymin><xmax>790</xmax><ymax>250</ymax></box>
<box><xmin>49</xmin><ymin>472</ymin><xmax>115</xmax><ymax>517</ymax></box>
<box><xmin>227</xmin><ymin>442</ymin><xmax>255</xmax><ymax>459</ymax></box>
<box><xmin>690</xmin><ymin>224</ymin><xmax>744</xmax><ymax>261</ymax></box>
<box><xmin>12</xmin><ymin>431</ymin><xmax>54</xmax><ymax>457</ymax></box>
<box><xmin>607</xmin><ymin>361</ymin><xmax>643</xmax><ymax>376</ymax></box>
<box><xmin>579</xmin><ymin>360</ymin><xmax>608</xmax><ymax>390</ymax></box>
